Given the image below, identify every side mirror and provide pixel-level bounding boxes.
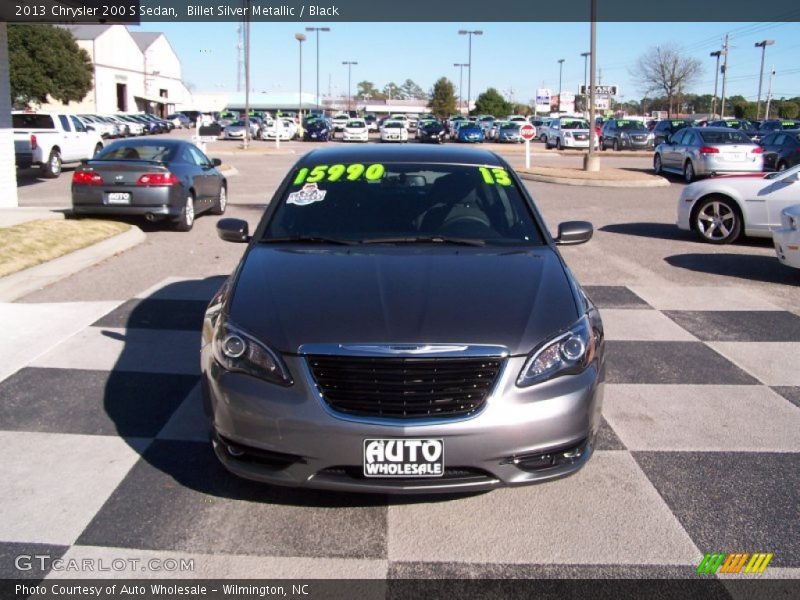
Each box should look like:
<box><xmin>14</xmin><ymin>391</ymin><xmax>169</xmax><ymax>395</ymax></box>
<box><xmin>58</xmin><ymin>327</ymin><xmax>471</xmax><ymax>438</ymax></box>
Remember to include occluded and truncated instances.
<box><xmin>665</xmin><ymin>134</ymin><xmax>672</xmax><ymax>144</ymax></box>
<box><xmin>555</xmin><ymin>221</ymin><xmax>593</xmax><ymax>246</ymax></box>
<box><xmin>217</xmin><ymin>218</ymin><xmax>250</xmax><ymax>243</ymax></box>
<box><xmin>211</xmin><ymin>158</ymin><xmax>222</xmax><ymax>167</ymax></box>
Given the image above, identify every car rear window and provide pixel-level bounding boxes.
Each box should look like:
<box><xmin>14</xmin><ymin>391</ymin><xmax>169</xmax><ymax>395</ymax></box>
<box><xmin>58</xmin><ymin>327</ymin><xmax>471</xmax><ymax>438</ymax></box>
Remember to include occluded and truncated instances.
<box><xmin>95</xmin><ymin>144</ymin><xmax>174</xmax><ymax>161</ymax></box>
<box><xmin>699</xmin><ymin>130</ymin><xmax>752</xmax><ymax>144</ymax></box>
<box><xmin>561</xmin><ymin>120</ymin><xmax>589</xmax><ymax>129</ymax></box>
<box><xmin>264</xmin><ymin>163</ymin><xmax>545</xmax><ymax>246</ymax></box>
<box><xmin>13</xmin><ymin>114</ymin><xmax>55</xmax><ymax>129</ymax></box>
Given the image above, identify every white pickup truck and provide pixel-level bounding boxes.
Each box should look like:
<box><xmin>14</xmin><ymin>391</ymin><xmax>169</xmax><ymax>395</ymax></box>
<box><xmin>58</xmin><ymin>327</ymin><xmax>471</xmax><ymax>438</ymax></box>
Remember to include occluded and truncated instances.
<box><xmin>13</xmin><ymin>111</ymin><xmax>104</xmax><ymax>178</ymax></box>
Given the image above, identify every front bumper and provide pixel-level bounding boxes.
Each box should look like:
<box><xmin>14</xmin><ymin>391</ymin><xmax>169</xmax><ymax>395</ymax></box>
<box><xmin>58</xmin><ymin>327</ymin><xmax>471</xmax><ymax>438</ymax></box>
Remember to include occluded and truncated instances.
<box><xmin>561</xmin><ymin>136</ymin><xmax>590</xmax><ymax>148</ymax></box>
<box><xmin>202</xmin><ymin>352</ymin><xmax>604</xmax><ymax>494</ymax></box>
<box><xmin>773</xmin><ymin>226</ymin><xmax>800</xmax><ymax>269</ymax></box>
<box><xmin>617</xmin><ymin>137</ymin><xmax>654</xmax><ymax>150</ymax></box>
<box><xmin>343</xmin><ymin>132</ymin><xmax>368</xmax><ymax>142</ymax></box>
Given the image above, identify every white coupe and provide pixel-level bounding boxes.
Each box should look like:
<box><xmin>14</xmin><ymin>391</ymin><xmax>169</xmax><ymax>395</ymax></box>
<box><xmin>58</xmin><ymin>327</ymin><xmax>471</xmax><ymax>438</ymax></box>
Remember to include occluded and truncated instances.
<box><xmin>773</xmin><ymin>204</ymin><xmax>800</xmax><ymax>269</ymax></box>
<box><xmin>676</xmin><ymin>165</ymin><xmax>800</xmax><ymax>244</ymax></box>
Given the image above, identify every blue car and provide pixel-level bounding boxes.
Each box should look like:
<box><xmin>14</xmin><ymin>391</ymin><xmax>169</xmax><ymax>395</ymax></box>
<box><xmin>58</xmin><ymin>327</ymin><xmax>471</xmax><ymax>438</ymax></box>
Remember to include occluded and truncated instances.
<box><xmin>456</xmin><ymin>122</ymin><xmax>485</xmax><ymax>143</ymax></box>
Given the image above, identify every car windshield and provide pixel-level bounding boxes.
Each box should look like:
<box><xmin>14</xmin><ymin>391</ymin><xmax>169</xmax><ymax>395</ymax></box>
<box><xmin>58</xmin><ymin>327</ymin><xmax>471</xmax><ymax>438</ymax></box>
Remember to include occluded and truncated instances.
<box><xmin>263</xmin><ymin>163</ymin><xmax>544</xmax><ymax>246</ymax></box>
<box><xmin>385</xmin><ymin>122</ymin><xmax>403</xmax><ymax>128</ymax></box>
<box><xmin>617</xmin><ymin>121</ymin><xmax>646</xmax><ymax>130</ymax></box>
<box><xmin>562</xmin><ymin>120</ymin><xmax>589</xmax><ymax>130</ymax></box>
<box><xmin>347</xmin><ymin>120</ymin><xmax>366</xmax><ymax>127</ymax></box>
<box><xmin>699</xmin><ymin>130</ymin><xmax>752</xmax><ymax>144</ymax></box>
<box><xmin>500</xmin><ymin>124</ymin><xmax>519</xmax><ymax>130</ymax></box>
<box><xmin>95</xmin><ymin>143</ymin><xmax>174</xmax><ymax>161</ymax></box>
<box><xmin>230</xmin><ymin>121</ymin><xmax>246</xmax><ymax>127</ymax></box>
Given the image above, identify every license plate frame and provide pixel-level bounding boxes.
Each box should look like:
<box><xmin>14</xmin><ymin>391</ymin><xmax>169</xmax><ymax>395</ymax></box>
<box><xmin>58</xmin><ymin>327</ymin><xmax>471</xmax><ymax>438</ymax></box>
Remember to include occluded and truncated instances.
<box><xmin>106</xmin><ymin>192</ymin><xmax>131</xmax><ymax>205</ymax></box>
<box><xmin>363</xmin><ymin>438</ymin><xmax>444</xmax><ymax>478</ymax></box>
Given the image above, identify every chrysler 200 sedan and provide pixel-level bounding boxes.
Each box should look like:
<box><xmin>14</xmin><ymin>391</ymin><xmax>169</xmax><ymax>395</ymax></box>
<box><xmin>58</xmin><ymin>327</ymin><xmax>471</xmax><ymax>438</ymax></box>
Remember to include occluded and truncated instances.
<box><xmin>202</xmin><ymin>146</ymin><xmax>605</xmax><ymax>494</ymax></box>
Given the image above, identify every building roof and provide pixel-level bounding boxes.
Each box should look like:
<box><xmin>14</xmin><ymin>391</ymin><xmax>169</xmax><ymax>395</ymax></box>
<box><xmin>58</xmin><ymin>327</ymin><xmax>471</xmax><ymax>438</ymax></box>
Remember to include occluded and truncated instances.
<box><xmin>130</xmin><ymin>32</ymin><xmax>163</xmax><ymax>52</ymax></box>
<box><xmin>60</xmin><ymin>24</ymin><xmax>112</xmax><ymax>40</ymax></box>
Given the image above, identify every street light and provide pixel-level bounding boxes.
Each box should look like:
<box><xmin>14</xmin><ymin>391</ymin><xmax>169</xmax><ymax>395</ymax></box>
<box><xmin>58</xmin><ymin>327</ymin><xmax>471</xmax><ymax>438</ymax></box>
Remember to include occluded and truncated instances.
<box><xmin>295</xmin><ymin>33</ymin><xmax>306</xmax><ymax>122</ymax></box>
<box><xmin>580</xmin><ymin>52</ymin><xmax>590</xmax><ymax>113</ymax></box>
<box><xmin>557</xmin><ymin>58</ymin><xmax>565</xmax><ymax>113</ymax></box>
<box><xmin>342</xmin><ymin>61</ymin><xmax>357</xmax><ymax>112</ymax></box>
<box><xmin>458</xmin><ymin>30</ymin><xmax>483</xmax><ymax>115</ymax></box>
<box><xmin>305</xmin><ymin>27</ymin><xmax>330</xmax><ymax>110</ymax></box>
<box><xmin>709</xmin><ymin>50</ymin><xmax>721</xmax><ymax>118</ymax></box>
<box><xmin>454</xmin><ymin>63</ymin><xmax>469</xmax><ymax>114</ymax></box>
<box><xmin>755</xmin><ymin>40</ymin><xmax>775</xmax><ymax>120</ymax></box>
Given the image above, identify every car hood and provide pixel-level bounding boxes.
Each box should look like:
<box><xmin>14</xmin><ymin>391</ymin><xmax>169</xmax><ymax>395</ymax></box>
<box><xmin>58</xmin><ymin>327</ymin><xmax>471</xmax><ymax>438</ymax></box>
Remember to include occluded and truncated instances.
<box><xmin>228</xmin><ymin>246</ymin><xmax>580</xmax><ymax>356</ymax></box>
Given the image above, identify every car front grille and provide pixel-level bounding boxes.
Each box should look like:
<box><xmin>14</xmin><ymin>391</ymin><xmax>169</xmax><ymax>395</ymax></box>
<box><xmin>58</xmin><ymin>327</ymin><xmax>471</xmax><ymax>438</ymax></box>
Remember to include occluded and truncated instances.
<box><xmin>307</xmin><ymin>355</ymin><xmax>503</xmax><ymax>419</ymax></box>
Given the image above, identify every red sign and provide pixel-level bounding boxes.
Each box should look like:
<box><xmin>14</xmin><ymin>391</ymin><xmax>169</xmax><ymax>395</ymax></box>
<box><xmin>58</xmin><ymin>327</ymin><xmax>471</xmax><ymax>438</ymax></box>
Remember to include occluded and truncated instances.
<box><xmin>520</xmin><ymin>123</ymin><xmax>536</xmax><ymax>141</ymax></box>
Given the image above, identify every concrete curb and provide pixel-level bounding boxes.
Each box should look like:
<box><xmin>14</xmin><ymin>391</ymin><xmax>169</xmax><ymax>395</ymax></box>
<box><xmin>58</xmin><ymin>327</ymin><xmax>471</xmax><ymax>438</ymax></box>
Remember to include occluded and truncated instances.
<box><xmin>0</xmin><ymin>226</ymin><xmax>146</xmax><ymax>301</ymax></box>
<box><xmin>518</xmin><ymin>171</ymin><xmax>670</xmax><ymax>188</ymax></box>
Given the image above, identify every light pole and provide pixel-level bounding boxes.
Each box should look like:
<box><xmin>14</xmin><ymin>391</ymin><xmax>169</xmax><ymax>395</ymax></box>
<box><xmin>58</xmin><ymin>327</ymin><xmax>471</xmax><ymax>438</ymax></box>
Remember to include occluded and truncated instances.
<box><xmin>584</xmin><ymin>0</ymin><xmax>599</xmax><ymax>172</ymax></box>
<box><xmin>720</xmin><ymin>34</ymin><xmax>729</xmax><ymax>119</ymax></box>
<box><xmin>458</xmin><ymin>30</ymin><xmax>483</xmax><ymax>115</ymax></box>
<box><xmin>580</xmin><ymin>52</ymin><xmax>590</xmax><ymax>113</ymax></box>
<box><xmin>305</xmin><ymin>27</ymin><xmax>330</xmax><ymax>111</ymax></box>
<box><xmin>557</xmin><ymin>58</ymin><xmax>565</xmax><ymax>113</ymax></box>
<box><xmin>342</xmin><ymin>61</ymin><xmax>357</xmax><ymax>112</ymax></box>
<box><xmin>454</xmin><ymin>63</ymin><xmax>468</xmax><ymax>114</ymax></box>
<box><xmin>295</xmin><ymin>33</ymin><xmax>306</xmax><ymax>123</ymax></box>
<box><xmin>242</xmin><ymin>0</ymin><xmax>251</xmax><ymax>149</ymax></box>
<box><xmin>709</xmin><ymin>50</ymin><xmax>721</xmax><ymax>118</ymax></box>
<box><xmin>755</xmin><ymin>40</ymin><xmax>775</xmax><ymax>120</ymax></box>
<box><xmin>765</xmin><ymin>66</ymin><xmax>776</xmax><ymax>120</ymax></box>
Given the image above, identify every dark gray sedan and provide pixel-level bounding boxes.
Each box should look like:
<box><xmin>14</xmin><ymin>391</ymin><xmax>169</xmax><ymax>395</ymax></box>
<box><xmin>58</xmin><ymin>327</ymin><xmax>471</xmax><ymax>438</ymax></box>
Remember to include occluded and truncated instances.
<box><xmin>202</xmin><ymin>145</ymin><xmax>605</xmax><ymax>494</ymax></box>
<box><xmin>71</xmin><ymin>139</ymin><xmax>227</xmax><ymax>231</ymax></box>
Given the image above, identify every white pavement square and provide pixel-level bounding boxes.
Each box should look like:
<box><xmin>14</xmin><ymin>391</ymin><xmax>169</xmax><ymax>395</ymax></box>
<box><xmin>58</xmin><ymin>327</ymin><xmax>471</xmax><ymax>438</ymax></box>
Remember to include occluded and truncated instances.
<box><xmin>708</xmin><ymin>342</ymin><xmax>800</xmax><ymax>386</ymax></box>
<box><xmin>600</xmin><ymin>309</ymin><xmax>697</xmax><ymax>341</ymax></box>
<box><xmin>628</xmin><ymin>286</ymin><xmax>781</xmax><ymax>312</ymax></box>
<box><xmin>603</xmin><ymin>384</ymin><xmax>800</xmax><ymax>452</ymax></box>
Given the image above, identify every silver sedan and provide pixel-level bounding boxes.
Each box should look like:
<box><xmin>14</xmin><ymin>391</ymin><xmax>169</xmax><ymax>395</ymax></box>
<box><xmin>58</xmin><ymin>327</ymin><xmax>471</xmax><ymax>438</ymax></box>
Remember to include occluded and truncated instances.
<box><xmin>654</xmin><ymin>127</ymin><xmax>763</xmax><ymax>183</ymax></box>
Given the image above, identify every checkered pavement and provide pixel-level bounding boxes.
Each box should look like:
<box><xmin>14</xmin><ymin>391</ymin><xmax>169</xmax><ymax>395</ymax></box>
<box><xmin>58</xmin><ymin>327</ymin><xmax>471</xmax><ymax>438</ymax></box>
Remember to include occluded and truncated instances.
<box><xmin>1</xmin><ymin>278</ymin><xmax>798</xmax><ymax>581</ymax></box>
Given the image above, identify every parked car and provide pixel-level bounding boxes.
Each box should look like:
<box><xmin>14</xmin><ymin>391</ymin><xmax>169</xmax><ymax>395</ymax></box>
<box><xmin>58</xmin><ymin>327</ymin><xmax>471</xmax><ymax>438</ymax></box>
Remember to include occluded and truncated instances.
<box><xmin>302</xmin><ymin>118</ymin><xmax>331</xmax><ymax>142</ymax></box>
<box><xmin>341</xmin><ymin>119</ymin><xmax>369</xmax><ymax>142</ymax></box>
<box><xmin>331</xmin><ymin>113</ymin><xmax>351</xmax><ymax>132</ymax></box>
<box><xmin>654</xmin><ymin>126</ymin><xmax>763</xmax><ymax>183</ymax></box>
<box><xmin>13</xmin><ymin>111</ymin><xmax>104</xmax><ymax>177</ymax></box>
<box><xmin>773</xmin><ymin>203</ymin><xmax>800</xmax><ymax>269</ymax></box>
<box><xmin>600</xmin><ymin>119</ymin><xmax>654</xmax><ymax>151</ymax></box>
<box><xmin>416</xmin><ymin>119</ymin><xmax>446</xmax><ymax>144</ymax></box>
<box><xmin>217</xmin><ymin>111</ymin><xmax>239</xmax><ymax>128</ymax></box>
<box><xmin>115</xmin><ymin>115</ymin><xmax>146</xmax><ymax>136</ymax></box>
<box><xmin>756</xmin><ymin>119</ymin><xmax>800</xmax><ymax>144</ymax></box>
<box><xmin>77</xmin><ymin>114</ymin><xmax>118</xmax><ymax>139</ymax></box>
<box><xmin>167</xmin><ymin>113</ymin><xmax>192</xmax><ymax>129</ymax></box>
<box><xmin>261</xmin><ymin>118</ymin><xmax>296</xmax><ymax>141</ymax></box>
<box><xmin>204</xmin><ymin>144</ymin><xmax>603</xmax><ymax>493</ymax></box>
<box><xmin>759</xmin><ymin>130</ymin><xmax>800</xmax><ymax>172</ymax></box>
<box><xmin>224</xmin><ymin>120</ymin><xmax>259</xmax><ymax>140</ymax></box>
<box><xmin>380</xmin><ymin>120</ymin><xmax>408</xmax><ymax>142</ymax></box>
<box><xmin>103</xmin><ymin>115</ymin><xmax>132</xmax><ymax>137</ymax></box>
<box><xmin>71</xmin><ymin>138</ymin><xmax>227</xmax><ymax>231</ymax></box>
<box><xmin>651</xmin><ymin>119</ymin><xmax>695</xmax><ymax>146</ymax></box>
<box><xmin>456</xmin><ymin>120</ymin><xmax>485</xmax><ymax>143</ymax></box>
<box><xmin>363</xmin><ymin>113</ymin><xmax>378</xmax><ymax>132</ymax></box>
<box><xmin>545</xmin><ymin>117</ymin><xmax>592</xmax><ymax>150</ymax></box>
<box><xmin>496</xmin><ymin>122</ymin><xmax>524</xmax><ymax>143</ymax></box>
<box><xmin>676</xmin><ymin>165</ymin><xmax>799</xmax><ymax>244</ymax></box>
<box><xmin>708</xmin><ymin>119</ymin><xmax>759</xmax><ymax>141</ymax></box>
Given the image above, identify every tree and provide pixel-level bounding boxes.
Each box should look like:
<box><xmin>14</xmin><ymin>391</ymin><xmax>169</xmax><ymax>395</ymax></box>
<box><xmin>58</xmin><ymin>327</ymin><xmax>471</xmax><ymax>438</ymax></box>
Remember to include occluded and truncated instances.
<box><xmin>778</xmin><ymin>101</ymin><xmax>799</xmax><ymax>119</ymax></box>
<box><xmin>382</xmin><ymin>82</ymin><xmax>401</xmax><ymax>100</ymax></box>
<box><xmin>8</xmin><ymin>24</ymin><xmax>93</xmax><ymax>108</ymax></box>
<box><xmin>473</xmin><ymin>88</ymin><xmax>511</xmax><ymax>117</ymax></box>
<box><xmin>428</xmin><ymin>77</ymin><xmax>457</xmax><ymax>117</ymax></box>
<box><xmin>400</xmin><ymin>78</ymin><xmax>427</xmax><ymax>101</ymax></box>
<box><xmin>631</xmin><ymin>44</ymin><xmax>702</xmax><ymax>118</ymax></box>
<box><xmin>356</xmin><ymin>80</ymin><xmax>380</xmax><ymax>100</ymax></box>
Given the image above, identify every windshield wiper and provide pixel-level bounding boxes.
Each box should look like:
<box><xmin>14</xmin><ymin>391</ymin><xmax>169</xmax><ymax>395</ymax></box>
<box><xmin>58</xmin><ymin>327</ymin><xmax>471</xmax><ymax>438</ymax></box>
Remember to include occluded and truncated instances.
<box><xmin>261</xmin><ymin>236</ymin><xmax>356</xmax><ymax>246</ymax></box>
<box><xmin>360</xmin><ymin>236</ymin><xmax>486</xmax><ymax>247</ymax></box>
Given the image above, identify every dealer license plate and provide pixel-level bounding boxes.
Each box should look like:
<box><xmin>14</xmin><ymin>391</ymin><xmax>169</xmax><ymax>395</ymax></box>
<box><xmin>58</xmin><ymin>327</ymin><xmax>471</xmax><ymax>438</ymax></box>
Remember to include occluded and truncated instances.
<box><xmin>726</xmin><ymin>153</ymin><xmax>744</xmax><ymax>161</ymax></box>
<box><xmin>363</xmin><ymin>438</ymin><xmax>444</xmax><ymax>478</ymax></box>
<box><xmin>107</xmin><ymin>192</ymin><xmax>130</xmax><ymax>204</ymax></box>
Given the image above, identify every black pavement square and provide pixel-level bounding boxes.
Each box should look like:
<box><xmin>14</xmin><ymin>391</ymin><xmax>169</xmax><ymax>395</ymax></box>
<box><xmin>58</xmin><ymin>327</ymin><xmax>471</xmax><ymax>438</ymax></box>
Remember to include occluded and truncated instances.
<box><xmin>0</xmin><ymin>368</ymin><xmax>197</xmax><ymax>437</ymax></box>
<box><xmin>595</xmin><ymin>416</ymin><xmax>626</xmax><ymax>451</ymax></box>
<box><xmin>633</xmin><ymin>452</ymin><xmax>800</xmax><ymax>568</ymax></box>
<box><xmin>92</xmin><ymin>299</ymin><xmax>210</xmax><ymax>331</ymax></box>
<box><xmin>0</xmin><ymin>542</ymin><xmax>69</xmax><ymax>579</ymax></box>
<box><xmin>605</xmin><ymin>341</ymin><xmax>759</xmax><ymax>385</ymax></box>
<box><xmin>772</xmin><ymin>386</ymin><xmax>800</xmax><ymax>409</ymax></box>
<box><xmin>583</xmin><ymin>286</ymin><xmax>650</xmax><ymax>309</ymax></box>
<box><xmin>77</xmin><ymin>440</ymin><xmax>388</xmax><ymax>559</ymax></box>
<box><xmin>664</xmin><ymin>311</ymin><xmax>800</xmax><ymax>342</ymax></box>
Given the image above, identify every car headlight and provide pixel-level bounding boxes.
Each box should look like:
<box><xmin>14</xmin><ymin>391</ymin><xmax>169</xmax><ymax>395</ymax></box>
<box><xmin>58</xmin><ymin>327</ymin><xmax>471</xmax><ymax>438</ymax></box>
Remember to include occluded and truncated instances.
<box><xmin>517</xmin><ymin>315</ymin><xmax>597</xmax><ymax>387</ymax></box>
<box><xmin>564</xmin><ymin>131</ymin><xmax>572</xmax><ymax>137</ymax></box>
<box><xmin>647</xmin><ymin>133</ymin><xmax>654</xmax><ymax>140</ymax></box>
<box><xmin>790</xmin><ymin>216</ymin><xmax>799</xmax><ymax>231</ymax></box>
<box><xmin>620</xmin><ymin>132</ymin><xmax>630</xmax><ymax>139</ymax></box>
<box><xmin>212</xmin><ymin>321</ymin><xmax>292</xmax><ymax>386</ymax></box>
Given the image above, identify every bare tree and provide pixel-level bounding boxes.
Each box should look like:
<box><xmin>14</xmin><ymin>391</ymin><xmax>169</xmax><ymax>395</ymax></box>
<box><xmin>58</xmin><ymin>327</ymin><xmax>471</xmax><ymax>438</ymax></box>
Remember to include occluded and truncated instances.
<box><xmin>632</xmin><ymin>44</ymin><xmax>702</xmax><ymax>117</ymax></box>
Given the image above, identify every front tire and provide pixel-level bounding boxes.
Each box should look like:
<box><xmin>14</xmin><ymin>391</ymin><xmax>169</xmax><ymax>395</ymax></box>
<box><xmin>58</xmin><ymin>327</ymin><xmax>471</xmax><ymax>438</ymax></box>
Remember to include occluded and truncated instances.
<box><xmin>556</xmin><ymin>138</ymin><xmax>562</xmax><ymax>150</ymax></box>
<box><xmin>210</xmin><ymin>184</ymin><xmax>227</xmax><ymax>215</ymax></box>
<box><xmin>612</xmin><ymin>139</ymin><xmax>619</xmax><ymax>151</ymax></box>
<box><xmin>42</xmin><ymin>149</ymin><xmax>62</xmax><ymax>178</ymax></box>
<box><xmin>174</xmin><ymin>193</ymin><xmax>195</xmax><ymax>232</ymax></box>
<box><xmin>777</xmin><ymin>160</ymin><xmax>788</xmax><ymax>172</ymax></box>
<box><xmin>654</xmin><ymin>154</ymin><xmax>663</xmax><ymax>175</ymax></box>
<box><xmin>693</xmin><ymin>196</ymin><xmax>742</xmax><ymax>244</ymax></box>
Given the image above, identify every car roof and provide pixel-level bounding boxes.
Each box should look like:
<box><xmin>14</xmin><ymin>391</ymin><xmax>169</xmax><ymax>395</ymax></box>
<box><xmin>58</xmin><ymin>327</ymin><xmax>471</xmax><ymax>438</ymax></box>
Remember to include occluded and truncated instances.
<box><xmin>299</xmin><ymin>145</ymin><xmax>506</xmax><ymax>167</ymax></box>
<box><xmin>107</xmin><ymin>138</ymin><xmax>185</xmax><ymax>147</ymax></box>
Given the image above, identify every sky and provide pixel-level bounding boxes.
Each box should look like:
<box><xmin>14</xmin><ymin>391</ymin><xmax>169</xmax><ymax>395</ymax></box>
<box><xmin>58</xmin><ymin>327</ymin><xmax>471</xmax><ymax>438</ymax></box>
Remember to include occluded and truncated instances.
<box><xmin>136</xmin><ymin>21</ymin><xmax>800</xmax><ymax>104</ymax></box>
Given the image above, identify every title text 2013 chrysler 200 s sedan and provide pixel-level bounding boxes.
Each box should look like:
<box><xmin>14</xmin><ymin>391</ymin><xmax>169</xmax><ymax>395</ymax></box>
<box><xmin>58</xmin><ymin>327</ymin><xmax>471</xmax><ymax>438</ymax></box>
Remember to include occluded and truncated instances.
<box><xmin>202</xmin><ymin>146</ymin><xmax>605</xmax><ymax>494</ymax></box>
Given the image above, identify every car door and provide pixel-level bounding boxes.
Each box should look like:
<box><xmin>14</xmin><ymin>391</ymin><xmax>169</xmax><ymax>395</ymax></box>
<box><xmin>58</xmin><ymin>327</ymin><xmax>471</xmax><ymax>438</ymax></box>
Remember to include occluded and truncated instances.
<box><xmin>740</xmin><ymin>169</ymin><xmax>800</xmax><ymax>232</ymax></box>
<box><xmin>70</xmin><ymin>116</ymin><xmax>94</xmax><ymax>160</ymax></box>
<box><xmin>55</xmin><ymin>114</ymin><xmax>80</xmax><ymax>161</ymax></box>
<box><xmin>760</xmin><ymin>133</ymin><xmax>779</xmax><ymax>170</ymax></box>
<box><xmin>661</xmin><ymin>129</ymin><xmax>684</xmax><ymax>169</ymax></box>
<box><xmin>549</xmin><ymin>120</ymin><xmax>560</xmax><ymax>144</ymax></box>
<box><xmin>187</xmin><ymin>144</ymin><xmax>218</xmax><ymax>206</ymax></box>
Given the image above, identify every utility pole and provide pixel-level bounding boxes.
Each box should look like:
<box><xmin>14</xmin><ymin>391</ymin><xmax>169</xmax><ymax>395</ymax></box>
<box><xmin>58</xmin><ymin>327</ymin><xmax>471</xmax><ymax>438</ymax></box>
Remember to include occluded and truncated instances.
<box><xmin>584</xmin><ymin>0</ymin><xmax>599</xmax><ymax>172</ymax></box>
<box><xmin>342</xmin><ymin>61</ymin><xmax>357</xmax><ymax>112</ymax></box>
<box><xmin>710</xmin><ymin>50</ymin><xmax>721</xmax><ymax>118</ymax></box>
<box><xmin>236</xmin><ymin>25</ymin><xmax>243</xmax><ymax>93</ymax></box>
<box><xmin>765</xmin><ymin>66</ymin><xmax>775</xmax><ymax>120</ymax></box>
<box><xmin>755</xmin><ymin>40</ymin><xmax>775</xmax><ymax>120</ymax></box>
<box><xmin>305</xmin><ymin>27</ymin><xmax>330</xmax><ymax>111</ymax></box>
<box><xmin>459</xmin><ymin>30</ymin><xmax>483</xmax><ymax>115</ymax></box>
<box><xmin>242</xmin><ymin>1</ymin><xmax>251</xmax><ymax>149</ymax></box>
<box><xmin>557</xmin><ymin>58</ymin><xmax>565</xmax><ymax>112</ymax></box>
<box><xmin>295</xmin><ymin>33</ymin><xmax>306</xmax><ymax>123</ymax></box>
<box><xmin>581</xmin><ymin>51</ymin><xmax>590</xmax><ymax>113</ymax></box>
<box><xmin>719</xmin><ymin>34</ymin><xmax>729</xmax><ymax>119</ymax></box>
